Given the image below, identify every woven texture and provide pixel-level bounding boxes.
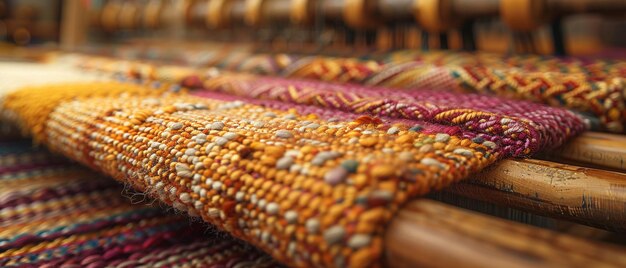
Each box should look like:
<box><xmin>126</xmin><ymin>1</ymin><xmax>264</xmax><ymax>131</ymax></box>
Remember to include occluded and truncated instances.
<box><xmin>0</xmin><ymin>71</ymin><xmax>586</xmax><ymax>267</ymax></box>
<box><xmin>63</xmin><ymin>56</ymin><xmax>589</xmax><ymax>156</ymax></box>
<box><xmin>75</xmin><ymin>48</ymin><xmax>625</xmax><ymax>132</ymax></box>
<box><xmin>0</xmin><ymin>140</ymin><xmax>277</xmax><ymax>267</ymax></box>
<box><xmin>194</xmin><ymin>73</ymin><xmax>586</xmax><ymax>157</ymax></box>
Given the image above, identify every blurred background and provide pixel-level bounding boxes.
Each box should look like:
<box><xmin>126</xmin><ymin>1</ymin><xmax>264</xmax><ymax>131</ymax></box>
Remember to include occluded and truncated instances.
<box><xmin>0</xmin><ymin>0</ymin><xmax>624</xmax><ymax>57</ymax></box>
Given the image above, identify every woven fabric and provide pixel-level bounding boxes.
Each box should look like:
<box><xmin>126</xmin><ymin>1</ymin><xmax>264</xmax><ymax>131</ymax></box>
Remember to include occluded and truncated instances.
<box><xmin>74</xmin><ymin>48</ymin><xmax>625</xmax><ymax>132</ymax></box>
<box><xmin>0</xmin><ymin>72</ymin><xmax>586</xmax><ymax>267</ymax></box>
<box><xmin>196</xmin><ymin>73</ymin><xmax>587</xmax><ymax>157</ymax></box>
<box><xmin>56</xmin><ymin>57</ymin><xmax>588</xmax><ymax>156</ymax></box>
<box><xmin>0</xmin><ymin>140</ymin><xmax>277</xmax><ymax>267</ymax></box>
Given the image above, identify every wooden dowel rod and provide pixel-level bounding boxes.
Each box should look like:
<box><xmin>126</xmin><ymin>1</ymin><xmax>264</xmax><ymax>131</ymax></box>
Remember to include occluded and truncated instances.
<box><xmin>385</xmin><ymin>199</ymin><xmax>626</xmax><ymax>268</ymax></box>
<box><xmin>186</xmin><ymin>0</ymin><xmax>209</xmax><ymax>26</ymax></box>
<box><xmin>60</xmin><ymin>0</ymin><xmax>87</xmax><ymax>50</ymax></box>
<box><xmin>206</xmin><ymin>0</ymin><xmax>247</xmax><ymax>28</ymax></box>
<box><xmin>290</xmin><ymin>0</ymin><xmax>315</xmax><ymax>25</ymax></box>
<box><xmin>322</xmin><ymin>0</ymin><xmax>346</xmax><ymax>21</ymax></box>
<box><xmin>143</xmin><ymin>0</ymin><xmax>165</xmax><ymax>29</ymax></box>
<box><xmin>376</xmin><ymin>0</ymin><xmax>414</xmax><ymax>21</ymax></box>
<box><xmin>118</xmin><ymin>1</ymin><xmax>140</xmax><ymax>30</ymax></box>
<box><xmin>346</xmin><ymin>0</ymin><xmax>565</xmax><ymax>31</ymax></box>
<box><xmin>99</xmin><ymin>0</ymin><xmax>122</xmax><ymax>32</ymax></box>
<box><xmin>416</xmin><ymin>0</ymin><xmax>501</xmax><ymax>32</ymax></box>
<box><xmin>337</xmin><ymin>0</ymin><xmax>502</xmax><ymax>30</ymax></box>
<box><xmin>449</xmin><ymin>158</ymin><xmax>626</xmax><ymax>231</ymax></box>
<box><xmin>551</xmin><ymin>132</ymin><xmax>626</xmax><ymax>171</ymax></box>
<box><xmin>502</xmin><ymin>0</ymin><xmax>626</xmax><ymax>31</ymax></box>
<box><xmin>230</xmin><ymin>0</ymin><xmax>247</xmax><ymax>25</ymax></box>
<box><xmin>450</xmin><ymin>0</ymin><xmax>500</xmax><ymax>19</ymax></box>
<box><xmin>262</xmin><ymin>0</ymin><xmax>293</xmax><ymax>23</ymax></box>
<box><xmin>549</xmin><ymin>0</ymin><xmax>626</xmax><ymax>16</ymax></box>
<box><xmin>207</xmin><ymin>0</ymin><xmax>229</xmax><ymax>28</ymax></box>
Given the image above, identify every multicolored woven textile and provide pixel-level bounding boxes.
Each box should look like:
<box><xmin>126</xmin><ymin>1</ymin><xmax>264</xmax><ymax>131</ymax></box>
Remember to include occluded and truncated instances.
<box><xmin>0</xmin><ymin>65</ymin><xmax>586</xmax><ymax>268</ymax></box>
<box><xmin>0</xmin><ymin>140</ymin><xmax>277</xmax><ymax>267</ymax></box>
<box><xmin>76</xmin><ymin>46</ymin><xmax>626</xmax><ymax>132</ymax></box>
<box><xmin>195</xmin><ymin>73</ymin><xmax>586</xmax><ymax>157</ymax></box>
<box><xmin>61</xmin><ymin>56</ymin><xmax>588</xmax><ymax>156</ymax></box>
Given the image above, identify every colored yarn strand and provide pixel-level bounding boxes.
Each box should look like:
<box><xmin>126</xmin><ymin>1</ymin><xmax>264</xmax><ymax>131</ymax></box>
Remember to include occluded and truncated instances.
<box><xmin>0</xmin><ymin>140</ymin><xmax>278</xmax><ymax>268</ymax></box>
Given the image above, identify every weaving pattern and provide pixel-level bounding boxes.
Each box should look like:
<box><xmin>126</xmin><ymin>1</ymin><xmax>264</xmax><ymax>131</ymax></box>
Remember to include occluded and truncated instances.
<box><xmin>195</xmin><ymin>73</ymin><xmax>587</xmax><ymax>157</ymax></box>
<box><xmin>0</xmin><ymin>75</ymin><xmax>585</xmax><ymax>267</ymax></box>
<box><xmin>0</xmin><ymin>140</ymin><xmax>277</xmax><ymax>267</ymax></box>
<box><xmin>383</xmin><ymin>50</ymin><xmax>626</xmax><ymax>78</ymax></box>
<box><xmin>53</xmin><ymin>58</ymin><xmax>588</xmax><ymax>156</ymax></box>
<box><xmin>75</xmin><ymin>47</ymin><xmax>626</xmax><ymax>132</ymax></box>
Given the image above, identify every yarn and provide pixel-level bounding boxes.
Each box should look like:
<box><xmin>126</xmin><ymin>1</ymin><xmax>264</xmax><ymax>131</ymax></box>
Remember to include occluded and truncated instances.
<box><xmin>0</xmin><ymin>140</ymin><xmax>277</xmax><ymax>267</ymax></box>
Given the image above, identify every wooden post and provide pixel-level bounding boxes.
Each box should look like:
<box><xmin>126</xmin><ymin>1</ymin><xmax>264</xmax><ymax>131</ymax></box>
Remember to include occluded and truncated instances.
<box><xmin>60</xmin><ymin>0</ymin><xmax>87</xmax><ymax>51</ymax></box>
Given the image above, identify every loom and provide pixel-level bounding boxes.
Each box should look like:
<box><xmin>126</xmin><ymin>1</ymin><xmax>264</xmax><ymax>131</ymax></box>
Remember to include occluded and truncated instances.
<box><xmin>1</xmin><ymin>0</ymin><xmax>625</xmax><ymax>267</ymax></box>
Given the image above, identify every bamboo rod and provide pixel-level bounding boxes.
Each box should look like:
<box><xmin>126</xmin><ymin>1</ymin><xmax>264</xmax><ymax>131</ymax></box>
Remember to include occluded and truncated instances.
<box><xmin>385</xmin><ymin>199</ymin><xmax>626</xmax><ymax>268</ymax></box>
<box><xmin>448</xmin><ymin>158</ymin><xmax>626</xmax><ymax>232</ymax></box>
<box><xmin>551</xmin><ymin>132</ymin><xmax>626</xmax><ymax>171</ymax></box>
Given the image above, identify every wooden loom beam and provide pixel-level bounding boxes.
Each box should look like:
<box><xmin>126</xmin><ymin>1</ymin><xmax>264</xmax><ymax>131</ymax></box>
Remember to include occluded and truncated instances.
<box><xmin>385</xmin><ymin>199</ymin><xmax>626</xmax><ymax>268</ymax></box>
<box><xmin>550</xmin><ymin>132</ymin><xmax>626</xmax><ymax>171</ymax></box>
<box><xmin>451</xmin><ymin>158</ymin><xmax>626</xmax><ymax>232</ymax></box>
